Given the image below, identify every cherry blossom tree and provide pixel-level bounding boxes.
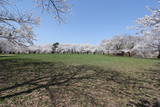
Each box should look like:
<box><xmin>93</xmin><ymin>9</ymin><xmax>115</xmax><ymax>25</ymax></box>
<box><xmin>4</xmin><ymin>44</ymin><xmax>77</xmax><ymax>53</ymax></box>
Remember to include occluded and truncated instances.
<box><xmin>101</xmin><ymin>35</ymin><xmax>142</xmax><ymax>56</ymax></box>
<box><xmin>136</xmin><ymin>1</ymin><xmax>160</xmax><ymax>58</ymax></box>
<box><xmin>0</xmin><ymin>0</ymin><xmax>70</xmax><ymax>47</ymax></box>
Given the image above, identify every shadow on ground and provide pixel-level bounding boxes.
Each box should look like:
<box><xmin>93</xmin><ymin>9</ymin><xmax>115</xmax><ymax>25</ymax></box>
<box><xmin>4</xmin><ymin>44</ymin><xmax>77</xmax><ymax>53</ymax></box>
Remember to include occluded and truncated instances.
<box><xmin>0</xmin><ymin>59</ymin><xmax>159</xmax><ymax>107</ymax></box>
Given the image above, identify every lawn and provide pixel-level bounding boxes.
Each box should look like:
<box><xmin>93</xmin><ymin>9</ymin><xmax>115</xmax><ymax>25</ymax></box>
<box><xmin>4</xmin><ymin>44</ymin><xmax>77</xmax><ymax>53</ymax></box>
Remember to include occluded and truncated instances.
<box><xmin>0</xmin><ymin>54</ymin><xmax>160</xmax><ymax>107</ymax></box>
<box><xmin>1</xmin><ymin>54</ymin><xmax>159</xmax><ymax>72</ymax></box>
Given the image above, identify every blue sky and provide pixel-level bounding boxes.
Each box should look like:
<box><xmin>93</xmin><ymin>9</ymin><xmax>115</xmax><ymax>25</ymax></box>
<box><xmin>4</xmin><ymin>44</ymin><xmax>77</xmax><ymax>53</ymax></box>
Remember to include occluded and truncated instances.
<box><xmin>17</xmin><ymin>0</ymin><xmax>157</xmax><ymax>45</ymax></box>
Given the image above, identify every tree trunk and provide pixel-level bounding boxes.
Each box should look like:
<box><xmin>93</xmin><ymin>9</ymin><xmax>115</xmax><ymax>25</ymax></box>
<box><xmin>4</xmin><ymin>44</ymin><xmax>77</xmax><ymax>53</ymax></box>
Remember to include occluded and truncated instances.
<box><xmin>158</xmin><ymin>45</ymin><xmax>160</xmax><ymax>59</ymax></box>
<box><xmin>158</xmin><ymin>51</ymin><xmax>160</xmax><ymax>58</ymax></box>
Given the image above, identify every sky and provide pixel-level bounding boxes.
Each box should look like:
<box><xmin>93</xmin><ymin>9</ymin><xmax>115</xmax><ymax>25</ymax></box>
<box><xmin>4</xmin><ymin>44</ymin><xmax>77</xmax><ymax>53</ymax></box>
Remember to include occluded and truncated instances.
<box><xmin>17</xmin><ymin>0</ymin><xmax>158</xmax><ymax>45</ymax></box>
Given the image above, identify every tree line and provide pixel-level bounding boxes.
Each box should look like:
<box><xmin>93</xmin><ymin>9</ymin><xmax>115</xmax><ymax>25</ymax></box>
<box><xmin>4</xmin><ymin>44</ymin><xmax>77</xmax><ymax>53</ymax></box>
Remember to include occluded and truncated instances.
<box><xmin>0</xmin><ymin>34</ymin><xmax>159</xmax><ymax>58</ymax></box>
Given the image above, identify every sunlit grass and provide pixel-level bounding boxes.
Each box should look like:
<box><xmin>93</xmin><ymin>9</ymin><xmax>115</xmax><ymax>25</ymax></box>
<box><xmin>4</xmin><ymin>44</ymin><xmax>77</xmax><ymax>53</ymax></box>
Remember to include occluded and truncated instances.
<box><xmin>1</xmin><ymin>54</ymin><xmax>159</xmax><ymax>73</ymax></box>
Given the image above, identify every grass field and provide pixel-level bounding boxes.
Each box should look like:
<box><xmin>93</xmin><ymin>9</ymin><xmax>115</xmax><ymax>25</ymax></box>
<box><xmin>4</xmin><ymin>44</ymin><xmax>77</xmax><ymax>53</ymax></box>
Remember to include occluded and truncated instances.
<box><xmin>0</xmin><ymin>54</ymin><xmax>160</xmax><ymax>107</ymax></box>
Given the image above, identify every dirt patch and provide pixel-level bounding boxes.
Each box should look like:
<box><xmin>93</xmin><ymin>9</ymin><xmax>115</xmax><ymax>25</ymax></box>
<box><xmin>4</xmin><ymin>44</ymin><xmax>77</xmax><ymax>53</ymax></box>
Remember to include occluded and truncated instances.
<box><xmin>0</xmin><ymin>59</ymin><xmax>159</xmax><ymax>107</ymax></box>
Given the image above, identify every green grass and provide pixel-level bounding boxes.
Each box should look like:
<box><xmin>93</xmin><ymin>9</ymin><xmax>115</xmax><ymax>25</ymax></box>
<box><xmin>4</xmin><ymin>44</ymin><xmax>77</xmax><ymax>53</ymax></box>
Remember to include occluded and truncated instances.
<box><xmin>0</xmin><ymin>54</ymin><xmax>160</xmax><ymax>107</ymax></box>
<box><xmin>1</xmin><ymin>54</ymin><xmax>159</xmax><ymax>73</ymax></box>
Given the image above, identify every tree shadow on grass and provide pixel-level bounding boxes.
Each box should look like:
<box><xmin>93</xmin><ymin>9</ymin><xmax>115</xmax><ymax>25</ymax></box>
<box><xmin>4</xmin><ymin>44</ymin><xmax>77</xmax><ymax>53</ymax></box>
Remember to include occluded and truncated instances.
<box><xmin>0</xmin><ymin>59</ymin><xmax>160</xmax><ymax>107</ymax></box>
<box><xmin>0</xmin><ymin>56</ymin><xmax>12</xmax><ymax>58</ymax></box>
<box><xmin>128</xmin><ymin>62</ymin><xmax>160</xmax><ymax>107</ymax></box>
